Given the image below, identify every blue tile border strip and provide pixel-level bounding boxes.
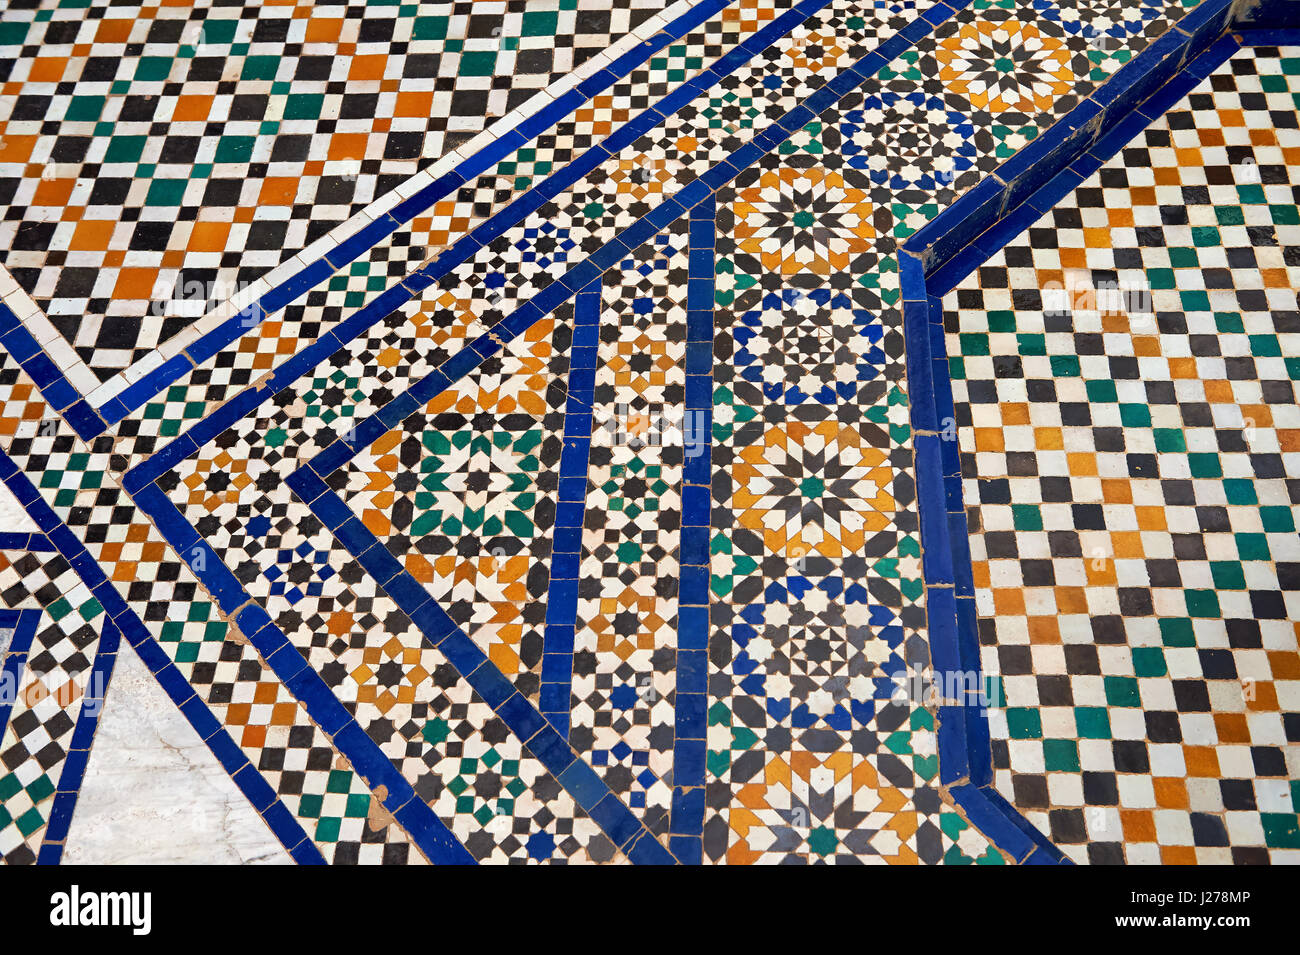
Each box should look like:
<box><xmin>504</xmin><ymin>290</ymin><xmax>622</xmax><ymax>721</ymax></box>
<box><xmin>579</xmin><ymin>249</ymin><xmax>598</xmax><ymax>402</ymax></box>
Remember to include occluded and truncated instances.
<box><xmin>667</xmin><ymin>194</ymin><xmax>715</xmax><ymax>866</ymax></box>
<box><xmin>0</xmin><ymin>451</ymin><xmax>327</xmax><ymax>865</ymax></box>
<box><xmin>540</xmin><ymin>281</ymin><xmax>602</xmax><ymax>740</ymax></box>
<box><xmin>0</xmin><ymin>607</ymin><xmax>41</xmax><ymax>748</ymax></box>
<box><xmin>37</xmin><ymin>614</ymin><xmax>120</xmax><ymax>865</ymax></box>
<box><xmin>897</xmin><ymin>0</ymin><xmax>1262</xmax><ymax>864</ymax></box>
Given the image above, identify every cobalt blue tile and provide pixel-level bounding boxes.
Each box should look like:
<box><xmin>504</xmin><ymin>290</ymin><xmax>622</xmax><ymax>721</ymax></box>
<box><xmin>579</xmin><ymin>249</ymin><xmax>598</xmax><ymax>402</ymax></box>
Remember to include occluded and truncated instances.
<box><xmin>557</xmin><ymin>474</ymin><xmax>588</xmax><ymax>502</ymax></box>
<box><xmin>899</xmin><ymin>250</ymin><xmax>927</xmax><ymax>300</ymax></box>
<box><xmin>309</xmin><ymin>439</ymin><xmax>354</xmax><ymax>478</ymax></box>
<box><xmin>926</xmin><ymin>240</ymin><xmax>995</xmax><ymax>302</ymax></box>
<box><xmin>572</xmin><ymin>321</ymin><xmax>600</xmax><ymax>350</ymax></box>
<box><xmin>997</xmin><ymin>98</ymin><xmax>1100</xmax><ymax>191</ymax></box>
<box><xmin>675</xmin><ymin>693</ymin><xmax>707</xmax><ymax>741</ymax></box>
<box><xmin>684</xmin><ymin>350</ymin><xmax>711</xmax><ymax>392</ymax></box>
<box><xmin>475</xmin><ymin>662</ymin><xmax>519</xmax><ymax>711</ymax></box>
<box><xmin>677</xmin><ymin>605</ymin><xmax>709</xmax><ymax>651</ymax></box>
<box><xmin>540</xmin><ymin>653</ymin><xmax>575</xmax><ymax>687</ymax></box>
<box><xmin>405</xmin><ymin>603</ymin><xmax>456</xmax><ymax>648</ymax></box>
<box><xmin>555</xmin><ymin>500</ymin><xmax>585</xmax><ymax>529</ymax></box>
<box><xmin>1079</xmin><ymin>95</ymin><xmax>1148</xmax><ymax>165</ymax></box>
<box><xmin>1235</xmin><ymin>28</ymin><xmax>1300</xmax><ymax>44</ymax></box>
<box><xmin>587</xmin><ymin>236</ymin><xmax>632</xmax><ymax>272</ymax></box>
<box><xmin>673</xmin><ymin>738</ymin><xmax>706</xmax><ymax>787</ymax></box>
<box><xmin>408</xmin><ymin>367</ymin><xmax>454</xmax><ymax>405</ymax></box>
<box><xmin>38</xmin><ymin>376</ymin><xmax>78</xmax><ymax>414</ymax></box>
<box><xmin>0</xmin><ymin>326</ymin><xmax>40</xmax><ymax>362</ymax></box>
<box><xmin>523</xmin><ymin>723</ymin><xmax>575</xmax><ymax>778</ymax></box>
<box><xmin>925</xmin><ymin>584</ymin><xmax>960</xmax><ymax>675</ymax></box>
<box><xmin>674</xmin><ymin>652</ymin><xmax>707</xmax><ymax>698</ymax></box>
<box><xmin>698</xmin><ymin>161</ymin><xmax>737</xmax><ymax>192</ymax></box>
<box><xmin>936</xmin><ymin>704</ymin><xmax>971</xmax><ymax>785</ymax></box>
<box><xmin>679</xmin><ymin>527</ymin><xmax>709</xmax><ymax>567</ymax></box>
<box><xmin>550</xmin><ymin>552</ymin><xmax>580</xmax><ymax>582</ymax></box>
<box><xmin>517</xmin><ymin>88</ymin><xmax>585</xmax><ymax>141</ymax></box>
<box><xmin>669</xmin><ymin>835</ymin><xmax>701</xmax><ymax>865</ymax></box>
<box><xmin>1025</xmin><ymin>166</ymin><xmax>1085</xmax><ymax>215</ymax></box>
<box><xmin>333</xmin><ymin>515</ymin><xmax>374</xmax><ymax>557</ymax></box>
<box><xmin>390</xmin><ymin>800</ymin><xmax>474</xmax><ymax>864</ymax></box>
<box><xmin>440</xmin><ymin>628</ymin><xmax>489</xmax><ymax>675</ymax></box>
<box><xmin>229</xmin><ymin>763</ymin><xmax>279</xmax><ymax>814</ymax></box>
<box><xmin>359</xmin><ymin>540</ymin><xmax>404</xmax><ymax>585</ymax></box>
<box><xmin>539</xmin><ymin>680</ymin><xmax>571</xmax><ymax>714</ymax></box>
<box><xmin>402</xmin><ymin>265</ymin><xmax>437</xmax><ymax>294</ymax></box>
<box><xmin>43</xmin><ymin>792</ymin><xmax>77</xmax><ymax>841</ymax></box>
<box><xmin>556</xmin><ymin>759</ymin><xmax>608</xmax><ymax>813</ymax></box>
<box><xmin>234</xmin><ymin>603</ymin><xmax>274</xmax><ymax>642</ymax></box>
<box><xmin>681</xmin><ymin>483</ymin><xmax>710</xmax><ymax>526</ymax></box>
<box><xmin>262</xmin><ymin>256</ymin><xmax>334</xmax><ymax>316</ymax></box>
<box><xmin>388</xmin><ymin>169</ymin><xmax>464</xmax><ymax>224</ymax></box>
<box><xmin>1179</xmin><ymin>0</ymin><xmax>1235</xmax><ymax>44</ymax></box>
<box><xmin>553</xmin><ymin>524</ymin><xmax>582</xmax><ymax>553</ymax></box>
<box><xmin>626</xmin><ymin>832</ymin><xmax>676</xmax><ymax>865</ymax></box>
<box><xmin>264</xmin><ymin>642</ymin><xmax>310</xmax><ymax>682</ymax></box>
<box><xmin>56</xmin><ymin>748</ymin><xmax>91</xmax><ymax>798</ymax></box>
<box><xmin>1186</xmin><ymin>33</ymin><xmax>1241</xmax><ymax>80</ymax></box>
<box><xmin>384</xmin><ymin>571</ymin><xmax>430</xmax><ymax>614</ymax></box>
<box><xmin>679</xmin><ymin>567</ymin><xmax>709</xmax><ymax>608</ymax></box>
<box><xmin>437</xmin><ymin>343</ymin><xmax>484</xmax><ymax>386</ymax></box>
<box><xmin>264</xmin><ymin>803</ymin><xmax>316</xmax><ymax>857</ymax></box>
<box><xmin>720</xmin><ymin>141</ymin><xmax>766</xmax><ymax>178</ymax></box>
<box><xmin>128</xmin><ymin>632</ymin><xmax>175</xmax><ymax>677</ymax></box>
<box><xmin>466</xmin><ymin>127</ymin><xmax>528</xmax><ymax>176</ymax></box>
<box><xmin>948</xmin><ymin>512</ymin><xmax>975</xmax><ymax>600</ymax></box>
<box><xmin>177</xmin><ymin>691</ymin><xmax>225</xmax><ymax>744</ymax></box>
<box><xmin>497</xmin><ymin>690</ymin><xmax>548</xmax><ymax>742</ymax></box>
<box><xmin>305</xmin><ymin>485</ymin><xmax>352</xmax><ymax>532</ymax></box>
<box><xmin>202</xmin><ymin>722</ymin><xmax>250</xmax><ymax>775</ymax></box>
<box><xmin>376</xmin><ymin>391</ymin><xmax>419</xmax><ymax>429</ymax></box>
<box><xmin>545</xmin><ymin>579</ymin><xmax>579</xmax><ymax>621</ymax></box>
<box><xmin>873</xmin><ymin>32</ymin><xmax>914</xmax><ymax>67</ymax></box>
<box><xmin>970</xmin><ymin>201</ymin><xmax>1042</xmax><ymax>264</ymax></box>
<box><xmin>670</xmin><ymin>786</ymin><xmax>705</xmax><ymax>833</ymax></box>
<box><xmin>588</xmin><ymin>793</ymin><xmax>641</xmax><ymax>849</ymax></box>
<box><xmin>530</xmin><ymin>275</ymin><xmax>579</xmax><ymax>316</ymax></box>
<box><xmin>561</xmin><ymin>408</ymin><xmax>594</xmax><ymax>440</ymax></box>
<box><xmin>285</xmin><ymin>467</ymin><xmax>326</xmax><ymax>504</ymax></box>
<box><xmin>943</xmin><ymin>474</ymin><xmax>964</xmax><ymax>515</ymax></box>
<box><xmin>559</xmin><ymin>441</ymin><xmax>590</xmax><ymax>478</ymax></box>
<box><xmin>61</xmin><ymin>399</ymin><xmax>106</xmax><ymax>442</ymax></box>
<box><xmin>907</xmin><ymin>174</ymin><xmax>1005</xmax><ymax>267</ymax></box>
<box><xmin>288</xmin><ymin>836</ymin><xmax>328</xmax><ymax>865</ymax></box>
<box><xmin>1095</xmin><ymin>24</ymin><xmax>1192</xmax><ymax>120</ymax></box>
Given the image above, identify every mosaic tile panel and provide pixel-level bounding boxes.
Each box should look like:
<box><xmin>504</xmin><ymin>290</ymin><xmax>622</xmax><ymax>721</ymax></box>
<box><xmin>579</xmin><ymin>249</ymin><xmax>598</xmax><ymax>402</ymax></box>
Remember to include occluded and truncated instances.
<box><xmin>7</xmin><ymin>0</ymin><xmax>1291</xmax><ymax>868</ymax></box>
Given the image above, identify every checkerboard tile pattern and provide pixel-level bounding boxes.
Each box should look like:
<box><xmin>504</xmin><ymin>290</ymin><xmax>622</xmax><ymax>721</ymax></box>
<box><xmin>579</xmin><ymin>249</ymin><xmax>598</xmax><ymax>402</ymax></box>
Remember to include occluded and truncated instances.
<box><xmin>945</xmin><ymin>44</ymin><xmax>1300</xmax><ymax>864</ymax></box>
<box><xmin>0</xmin><ymin>0</ymin><xmax>669</xmax><ymax>394</ymax></box>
